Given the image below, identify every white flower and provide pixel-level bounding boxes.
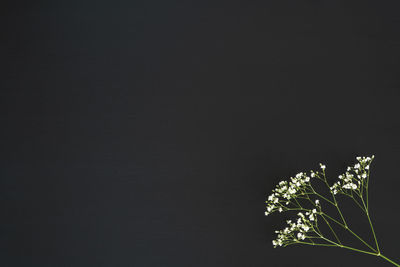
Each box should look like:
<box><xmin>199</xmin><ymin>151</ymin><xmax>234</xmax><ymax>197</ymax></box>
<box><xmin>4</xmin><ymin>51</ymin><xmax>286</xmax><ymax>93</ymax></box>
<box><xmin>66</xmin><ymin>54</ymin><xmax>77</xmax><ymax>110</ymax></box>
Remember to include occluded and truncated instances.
<box><xmin>330</xmin><ymin>182</ymin><xmax>341</xmax><ymax>195</ymax></box>
<box><xmin>297</xmin><ymin>232</ymin><xmax>306</xmax><ymax>240</ymax></box>
<box><xmin>266</xmin><ymin>172</ymin><xmax>314</xmax><ymax>216</ymax></box>
<box><xmin>268</xmin><ymin>155</ymin><xmax>377</xmax><ymax>249</ymax></box>
<box><xmin>267</xmin><ymin>205</ymin><xmax>274</xmax><ymax>212</ymax></box>
<box><xmin>272</xmin><ymin>240</ymin><xmax>282</xmax><ymax>247</ymax></box>
<box><xmin>343</xmin><ymin>183</ymin><xmax>358</xmax><ymax>190</ymax></box>
<box><xmin>272</xmin><ymin>211</ymin><xmax>315</xmax><ymax>247</ymax></box>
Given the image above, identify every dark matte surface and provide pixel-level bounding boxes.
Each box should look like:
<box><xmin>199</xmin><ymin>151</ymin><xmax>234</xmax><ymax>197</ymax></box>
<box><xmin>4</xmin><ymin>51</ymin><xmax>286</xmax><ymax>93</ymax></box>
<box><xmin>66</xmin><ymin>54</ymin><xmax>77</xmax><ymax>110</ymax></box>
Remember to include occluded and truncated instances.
<box><xmin>2</xmin><ymin>0</ymin><xmax>400</xmax><ymax>266</ymax></box>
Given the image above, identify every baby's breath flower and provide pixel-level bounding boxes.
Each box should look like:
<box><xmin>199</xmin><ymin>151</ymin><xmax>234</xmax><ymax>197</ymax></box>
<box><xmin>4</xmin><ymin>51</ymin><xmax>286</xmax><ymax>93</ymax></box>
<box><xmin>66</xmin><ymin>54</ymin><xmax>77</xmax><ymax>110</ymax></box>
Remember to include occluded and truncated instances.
<box><xmin>333</xmin><ymin>155</ymin><xmax>374</xmax><ymax>195</ymax></box>
<box><xmin>265</xmin><ymin>155</ymin><xmax>400</xmax><ymax>267</ymax></box>
<box><xmin>330</xmin><ymin>182</ymin><xmax>340</xmax><ymax>195</ymax></box>
<box><xmin>297</xmin><ymin>232</ymin><xmax>306</xmax><ymax>240</ymax></box>
<box><xmin>265</xmin><ymin>172</ymin><xmax>313</xmax><ymax>216</ymax></box>
<box><xmin>343</xmin><ymin>183</ymin><xmax>357</xmax><ymax>190</ymax></box>
<box><xmin>272</xmin><ymin>210</ymin><xmax>317</xmax><ymax>247</ymax></box>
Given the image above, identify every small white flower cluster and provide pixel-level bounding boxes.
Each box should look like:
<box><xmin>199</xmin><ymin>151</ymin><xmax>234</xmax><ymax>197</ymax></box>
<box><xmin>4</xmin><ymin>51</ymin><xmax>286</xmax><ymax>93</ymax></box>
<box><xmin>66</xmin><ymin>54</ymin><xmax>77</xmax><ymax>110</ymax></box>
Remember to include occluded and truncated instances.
<box><xmin>330</xmin><ymin>155</ymin><xmax>374</xmax><ymax>195</ymax></box>
<box><xmin>266</xmin><ymin>155</ymin><xmax>377</xmax><ymax>250</ymax></box>
<box><xmin>265</xmin><ymin>172</ymin><xmax>312</xmax><ymax>216</ymax></box>
<box><xmin>272</xmin><ymin>209</ymin><xmax>318</xmax><ymax>247</ymax></box>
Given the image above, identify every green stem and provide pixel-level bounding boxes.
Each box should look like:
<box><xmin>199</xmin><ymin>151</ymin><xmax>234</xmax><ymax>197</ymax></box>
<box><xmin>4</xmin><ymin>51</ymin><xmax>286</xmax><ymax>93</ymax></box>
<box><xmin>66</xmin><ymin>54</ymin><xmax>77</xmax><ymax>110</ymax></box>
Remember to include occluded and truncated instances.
<box><xmin>320</xmin><ymin>213</ymin><xmax>377</xmax><ymax>252</ymax></box>
<box><xmin>318</xmin><ymin>235</ymin><xmax>376</xmax><ymax>256</ymax></box>
<box><xmin>348</xmin><ymin>194</ymin><xmax>366</xmax><ymax>213</ymax></box>
<box><xmin>294</xmin><ymin>198</ymin><xmax>302</xmax><ymax>209</ymax></box>
<box><xmin>299</xmin><ymin>238</ymin><xmax>400</xmax><ymax>266</ymax></box>
<box><xmin>360</xmin><ymin>196</ymin><xmax>380</xmax><ymax>253</ymax></box>
<box><xmin>321</xmin><ymin>214</ymin><xmax>341</xmax><ymax>244</ymax></box>
<box><xmin>380</xmin><ymin>254</ymin><xmax>400</xmax><ymax>267</ymax></box>
<box><xmin>366</xmin><ymin>210</ymin><xmax>380</xmax><ymax>253</ymax></box>
<box><xmin>340</xmin><ymin>244</ymin><xmax>377</xmax><ymax>256</ymax></box>
<box><xmin>335</xmin><ymin>202</ymin><xmax>348</xmax><ymax>226</ymax></box>
<box><xmin>307</xmin><ymin>181</ymin><xmax>335</xmax><ymax>206</ymax></box>
<box><xmin>295</xmin><ymin>241</ymin><xmax>336</xmax><ymax>247</ymax></box>
<box><xmin>285</xmin><ymin>208</ymin><xmax>307</xmax><ymax>212</ymax></box>
<box><xmin>320</xmin><ymin>213</ymin><xmax>345</xmax><ymax>228</ymax></box>
<box><xmin>302</xmin><ymin>193</ymin><xmax>341</xmax><ymax>245</ymax></box>
<box><xmin>320</xmin><ymin>172</ymin><xmax>348</xmax><ymax>227</ymax></box>
<box><xmin>346</xmin><ymin>225</ymin><xmax>377</xmax><ymax>253</ymax></box>
<box><xmin>313</xmin><ymin>171</ymin><xmax>377</xmax><ymax>253</ymax></box>
<box><xmin>306</xmin><ymin>191</ymin><xmax>336</xmax><ymax>206</ymax></box>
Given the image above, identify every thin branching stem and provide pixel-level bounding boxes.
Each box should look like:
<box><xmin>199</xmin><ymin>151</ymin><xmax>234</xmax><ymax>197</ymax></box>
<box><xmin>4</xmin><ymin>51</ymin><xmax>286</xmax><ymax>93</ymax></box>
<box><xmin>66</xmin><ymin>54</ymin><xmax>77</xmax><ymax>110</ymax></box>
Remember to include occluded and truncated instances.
<box><xmin>360</xmin><ymin>196</ymin><xmax>380</xmax><ymax>253</ymax></box>
<box><xmin>320</xmin><ymin>212</ymin><xmax>377</xmax><ymax>252</ymax></box>
<box><xmin>266</xmin><ymin>156</ymin><xmax>400</xmax><ymax>266</ymax></box>
<box><xmin>321</xmin><ymin>214</ymin><xmax>341</xmax><ymax>244</ymax></box>
<box><xmin>321</xmin><ymin>170</ymin><xmax>348</xmax><ymax>227</ymax></box>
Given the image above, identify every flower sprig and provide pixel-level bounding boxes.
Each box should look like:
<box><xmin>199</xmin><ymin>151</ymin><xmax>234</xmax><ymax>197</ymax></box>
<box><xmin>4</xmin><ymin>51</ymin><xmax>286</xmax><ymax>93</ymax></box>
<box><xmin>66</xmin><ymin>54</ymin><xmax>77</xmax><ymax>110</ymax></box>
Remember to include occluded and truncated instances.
<box><xmin>265</xmin><ymin>155</ymin><xmax>400</xmax><ymax>266</ymax></box>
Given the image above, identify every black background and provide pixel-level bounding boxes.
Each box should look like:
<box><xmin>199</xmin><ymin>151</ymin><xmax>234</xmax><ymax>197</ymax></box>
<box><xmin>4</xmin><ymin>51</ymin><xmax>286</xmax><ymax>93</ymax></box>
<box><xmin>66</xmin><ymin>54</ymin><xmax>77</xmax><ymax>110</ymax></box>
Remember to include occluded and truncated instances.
<box><xmin>2</xmin><ymin>0</ymin><xmax>400</xmax><ymax>266</ymax></box>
